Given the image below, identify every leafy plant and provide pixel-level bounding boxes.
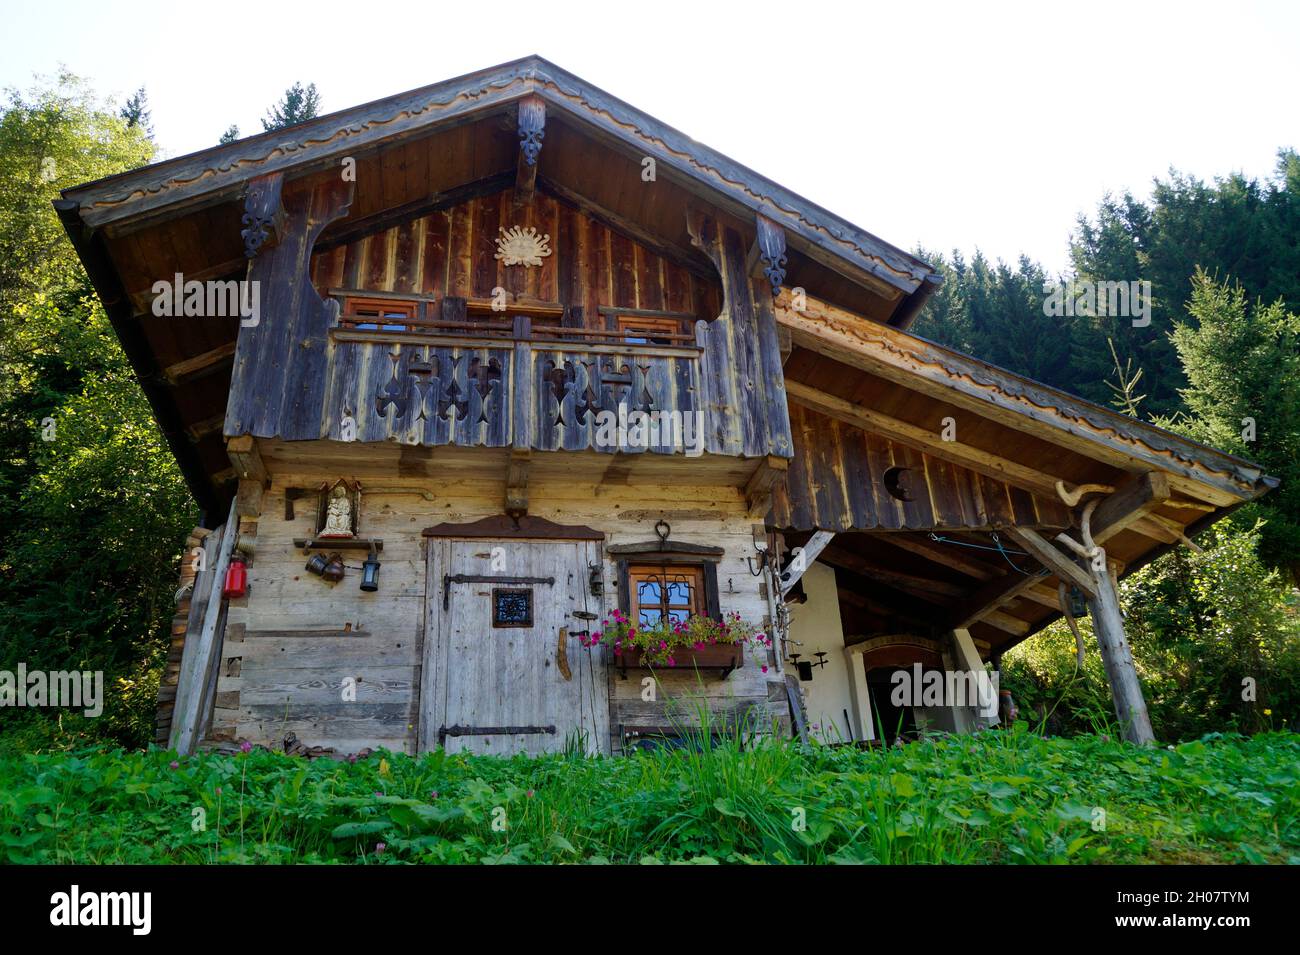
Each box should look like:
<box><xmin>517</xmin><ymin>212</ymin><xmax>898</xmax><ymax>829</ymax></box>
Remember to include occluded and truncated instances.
<box><xmin>578</xmin><ymin>609</ymin><xmax>770</xmax><ymax>667</ymax></box>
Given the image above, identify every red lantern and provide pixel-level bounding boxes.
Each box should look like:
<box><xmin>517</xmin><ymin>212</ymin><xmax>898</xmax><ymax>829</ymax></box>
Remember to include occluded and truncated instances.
<box><xmin>223</xmin><ymin>557</ymin><xmax>248</xmax><ymax>599</ymax></box>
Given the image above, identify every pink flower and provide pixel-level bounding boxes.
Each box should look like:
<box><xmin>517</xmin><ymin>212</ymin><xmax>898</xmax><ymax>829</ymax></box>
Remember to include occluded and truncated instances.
<box><xmin>215</xmin><ymin>786</ymin><xmax>222</xmax><ymax>795</ymax></box>
<box><xmin>375</xmin><ymin>842</ymin><xmax>386</xmax><ymax>853</ymax></box>
<box><xmin>239</xmin><ymin>740</ymin><xmax>252</xmax><ymax>754</ymax></box>
<box><xmin>526</xmin><ymin>789</ymin><xmax>535</xmax><ymax>798</ymax></box>
<box><xmin>667</xmin><ymin>658</ymin><xmax>676</xmax><ymax>667</ymax></box>
<box><xmin>169</xmin><ymin>760</ymin><xmax>179</xmax><ymax>770</ymax></box>
<box><xmin>430</xmin><ymin>791</ymin><xmax>439</xmax><ymax>799</ymax></box>
<box><xmin>761</xmin><ymin>665</ymin><xmax>769</xmax><ymax>673</ymax></box>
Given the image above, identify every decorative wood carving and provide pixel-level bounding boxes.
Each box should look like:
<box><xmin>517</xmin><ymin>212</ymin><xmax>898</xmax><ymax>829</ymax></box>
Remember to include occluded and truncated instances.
<box><xmin>373</xmin><ymin>351</ymin><xmax>501</xmax><ymax>426</ymax></box>
<box><xmin>495</xmin><ymin>225</ymin><xmax>552</xmax><ymax>267</ymax></box>
<box><xmin>517</xmin><ymin>94</ymin><xmax>546</xmax><ymax>167</ymax></box>
<box><xmin>753</xmin><ymin>214</ymin><xmax>787</xmax><ymax>298</ymax></box>
<box><xmin>240</xmin><ymin>173</ymin><xmax>285</xmax><ymax>259</ymax></box>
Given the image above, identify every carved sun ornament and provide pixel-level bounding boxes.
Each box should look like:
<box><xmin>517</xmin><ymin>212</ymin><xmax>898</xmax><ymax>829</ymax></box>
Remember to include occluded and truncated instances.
<box><xmin>494</xmin><ymin>225</ymin><xmax>552</xmax><ymax>268</ymax></box>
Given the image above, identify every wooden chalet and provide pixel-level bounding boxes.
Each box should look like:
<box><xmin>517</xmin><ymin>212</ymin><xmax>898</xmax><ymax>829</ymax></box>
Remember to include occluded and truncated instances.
<box><xmin>57</xmin><ymin>57</ymin><xmax>1276</xmax><ymax>756</ymax></box>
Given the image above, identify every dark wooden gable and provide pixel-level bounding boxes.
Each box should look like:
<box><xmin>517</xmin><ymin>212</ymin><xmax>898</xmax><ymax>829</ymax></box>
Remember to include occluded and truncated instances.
<box><xmin>308</xmin><ymin>186</ymin><xmax>723</xmax><ymax>327</ymax></box>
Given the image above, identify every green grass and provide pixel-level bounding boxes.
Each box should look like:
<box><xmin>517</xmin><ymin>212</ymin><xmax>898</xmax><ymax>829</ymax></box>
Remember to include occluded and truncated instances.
<box><xmin>1</xmin><ymin>728</ymin><xmax>1296</xmax><ymax>864</ymax></box>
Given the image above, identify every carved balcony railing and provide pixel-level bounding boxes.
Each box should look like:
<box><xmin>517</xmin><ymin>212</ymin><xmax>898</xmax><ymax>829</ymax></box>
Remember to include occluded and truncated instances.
<box><xmin>322</xmin><ymin>314</ymin><xmax>705</xmax><ymax>453</ymax></box>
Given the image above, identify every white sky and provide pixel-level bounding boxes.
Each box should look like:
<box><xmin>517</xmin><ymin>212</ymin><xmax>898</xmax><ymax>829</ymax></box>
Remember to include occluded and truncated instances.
<box><xmin>5</xmin><ymin>0</ymin><xmax>1298</xmax><ymax>274</ymax></box>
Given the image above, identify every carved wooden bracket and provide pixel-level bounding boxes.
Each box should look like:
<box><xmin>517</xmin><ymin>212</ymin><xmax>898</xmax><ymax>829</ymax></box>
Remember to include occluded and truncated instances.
<box><xmin>749</xmin><ymin>214</ymin><xmax>787</xmax><ymax>298</ymax></box>
<box><xmin>514</xmin><ymin>94</ymin><xmax>546</xmax><ymax>206</ymax></box>
<box><xmin>240</xmin><ymin>173</ymin><xmax>286</xmax><ymax>259</ymax></box>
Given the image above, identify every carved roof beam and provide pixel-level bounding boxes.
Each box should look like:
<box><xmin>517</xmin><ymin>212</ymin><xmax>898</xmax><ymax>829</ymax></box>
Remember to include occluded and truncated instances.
<box><xmin>747</xmin><ymin>214</ymin><xmax>787</xmax><ymax>298</ymax></box>
<box><xmin>240</xmin><ymin>173</ymin><xmax>285</xmax><ymax>260</ymax></box>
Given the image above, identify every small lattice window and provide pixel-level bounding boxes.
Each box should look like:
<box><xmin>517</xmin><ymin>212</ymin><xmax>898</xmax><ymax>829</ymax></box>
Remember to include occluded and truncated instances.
<box><xmin>492</xmin><ymin>588</ymin><xmax>533</xmax><ymax>628</ymax></box>
<box><xmin>341</xmin><ymin>297</ymin><xmax>417</xmax><ymax>331</ymax></box>
<box><xmin>617</xmin><ymin>315</ymin><xmax>683</xmax><ymax>345</ymax></box>
<box><xmin>628</xmin><ymin>564</ymin><xmax>704</xmax><ymax>628</ymax></box>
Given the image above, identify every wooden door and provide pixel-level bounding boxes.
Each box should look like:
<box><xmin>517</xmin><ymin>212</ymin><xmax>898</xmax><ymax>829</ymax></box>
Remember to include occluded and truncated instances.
<box><xmin>420</xmin><ymin>538</ymin><xmax>608</xmax><ymax>755</ymax></box>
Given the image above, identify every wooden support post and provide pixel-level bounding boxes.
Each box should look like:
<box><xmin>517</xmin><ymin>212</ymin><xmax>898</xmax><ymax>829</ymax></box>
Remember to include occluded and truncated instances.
<box><xmin>947</xmin><ymin>628</ymin><xmax>995</xmax><ymax>733</ymax></box>
<box><xmin>227</xmin><ymin>434</ymin><xmax>268</xmax><ymax>518</ymax></box>
<box><xmin>169</xmin><ymin>498</ymin><xmax>238</xmax><ymax>754</ymax></box>
<box><xmin>506</xmin><ymin>449</ymin><xmax>530</xmax><ymax>517</ymax></box>
<box><xmin>780</xmin><ymin>531</ymin><xmax>834</xmax><ymax>595</ymax></box>
<box><xmin>514</xmin><ymin>94</ymin><xmax>545</xmax><ymax>207</ymax></box>
<box><xmin>844</xmin><ymin>646</ymin><xmax>876</xmax><ymax>741</ymax></box>
<box><xmin>743</xmin><ymin>454</ymin><xmax>789</xmax><ymax>512</ymax></box>
<box><xmin>1088</xmin><ymin>559</ymin><xmax>1156</xmax><ymax>746</ymax></box>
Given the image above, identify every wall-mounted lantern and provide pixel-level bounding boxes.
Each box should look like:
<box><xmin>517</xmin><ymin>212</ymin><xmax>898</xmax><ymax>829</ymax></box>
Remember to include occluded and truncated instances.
<box><xmin>1066</xmin><ymin>585</ymin><xmax>1089</xmax><ymax>618</ymax></box>
<box><xmin>360</xmin><ymin>551</ymin><xmax>381</xmax><ymax>592</ymax></box>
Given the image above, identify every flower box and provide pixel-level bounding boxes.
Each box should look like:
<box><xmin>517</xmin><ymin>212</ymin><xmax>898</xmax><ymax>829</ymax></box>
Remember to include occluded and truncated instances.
<box><xmin>616</xmin><ymin>642</ymin><xmax>743</xmax><ymax>679</ymax></box>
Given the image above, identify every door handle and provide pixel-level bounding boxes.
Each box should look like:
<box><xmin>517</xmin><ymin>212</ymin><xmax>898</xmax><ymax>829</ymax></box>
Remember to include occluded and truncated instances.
<box><xmin>556</xmin><ymin>626</ymin><xmax>572</xmax><ymax>681</ymax></box>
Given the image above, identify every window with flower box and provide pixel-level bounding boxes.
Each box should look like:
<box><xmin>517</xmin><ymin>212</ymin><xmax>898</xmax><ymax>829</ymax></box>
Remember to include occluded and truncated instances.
<box><xmin>628</xmin><ymin>564</ymin><xmax>705</xmax><ymax>628</ymax></box>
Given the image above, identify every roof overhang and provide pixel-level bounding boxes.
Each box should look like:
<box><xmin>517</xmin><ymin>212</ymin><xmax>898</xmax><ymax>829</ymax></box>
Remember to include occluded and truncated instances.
<box><xmin>61</xmin><ymin>56</ymin><xmax>939</xmax><ymax>310</ymax></box>
<box><xmin>775</xmin><ymin>290</ymin><xmax>1278</xmax><ymax>655</ymax></box>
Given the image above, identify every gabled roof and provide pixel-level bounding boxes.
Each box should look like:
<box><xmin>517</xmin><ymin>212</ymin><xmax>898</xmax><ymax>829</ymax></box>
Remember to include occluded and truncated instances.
<box><xmin>61</xmin><ymin>55</ymin><xmax>940</xmax><ymax>305</ymax></box>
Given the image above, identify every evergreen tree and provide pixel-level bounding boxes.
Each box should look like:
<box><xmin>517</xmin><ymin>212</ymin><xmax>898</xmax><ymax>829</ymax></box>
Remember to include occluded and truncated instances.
<box><xmin>261</xmin><ymin>81</ymin><xmax>321</xmax><ymax>131</ymax></box>
<box><xmin>910</xmin><ymin>248</ymin><xmax>974</xmax><ymax>352</ymax></box>
<box><xmin>218</xmin><ymin>124</ymin><xmax>240</xmax><ymax>145</ymax></box>
<box><xmin>119</xmin><ymin>85</ymin><xmax>152</xmax><ymax>135</ymax></box>
<box><xmin>1159</xmin><ymin>272</ymin><xmax>1300</xmax><ymax>583</ymax></box>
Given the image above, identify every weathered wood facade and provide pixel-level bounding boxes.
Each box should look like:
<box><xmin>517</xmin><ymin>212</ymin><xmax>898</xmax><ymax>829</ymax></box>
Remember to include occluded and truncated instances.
<box><xmin>59</xmin><ymin>57</ymin><xmax>1276</xmax><ymax>757</ymax></box>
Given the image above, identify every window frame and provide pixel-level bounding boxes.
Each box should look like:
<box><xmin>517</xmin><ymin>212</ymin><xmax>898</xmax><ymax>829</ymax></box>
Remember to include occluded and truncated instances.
<box><xmin>338</xmin><ymin>296</ymin><xmax>418</xmax><ymax>332</ymax></box>
<box><xmin>627</xmin><ymin>563</ymin><xmax>706</xmax><ymax>628</ymax></box>
<box><xmin>614</xmin><ymin>553</ymin><xmax>721</xmax><ymax>624</ymax></box>
<box><xmin>616</xmin><ymin>315</ymin><xmax>684</xmax><ymax>346</ymax></box>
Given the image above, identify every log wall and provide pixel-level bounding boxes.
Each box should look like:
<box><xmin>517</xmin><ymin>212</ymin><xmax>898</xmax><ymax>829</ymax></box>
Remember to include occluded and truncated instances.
<box><xmin>211</xmin><ymin>472</ymin><xmax>780</xmax><ymax>756</ymax></box>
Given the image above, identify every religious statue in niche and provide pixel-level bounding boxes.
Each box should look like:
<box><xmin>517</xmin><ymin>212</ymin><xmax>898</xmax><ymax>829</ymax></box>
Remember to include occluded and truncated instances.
<box><xmin>316</xmin><ymin>479</ymin><xmax>362</xmax><ymax>539</ymax></box>
<box><xmin>494</xmin><ymin>225</ymin><xmax>552</xmax><ymax>267</ymax></box>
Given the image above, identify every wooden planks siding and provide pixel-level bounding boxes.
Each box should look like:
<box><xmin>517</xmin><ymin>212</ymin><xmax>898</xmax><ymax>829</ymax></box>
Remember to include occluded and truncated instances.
<box><xmin>309</xmin><ymin>187</ymin><xmax>721</xmax><ymax>328</ymax></box>
<box><xmin>772</xmin><ymin>403</ymin><xmax>1073</xmax><ymax>532</ymax></box>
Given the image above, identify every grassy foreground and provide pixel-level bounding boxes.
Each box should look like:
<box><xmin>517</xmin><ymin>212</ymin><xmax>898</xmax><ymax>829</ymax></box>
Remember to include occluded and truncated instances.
<box><xmin>1</xmin><ymin>729</ymin><xmax>1296</xmax><ymax>864</ymax></box>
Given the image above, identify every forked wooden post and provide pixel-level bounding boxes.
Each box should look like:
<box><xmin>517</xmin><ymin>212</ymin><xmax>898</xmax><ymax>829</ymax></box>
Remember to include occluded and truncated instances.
<box><xmin>1087</xmin><ymin>559</ymin><xmax>1155</xmax><ymax>745</ymax></box>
